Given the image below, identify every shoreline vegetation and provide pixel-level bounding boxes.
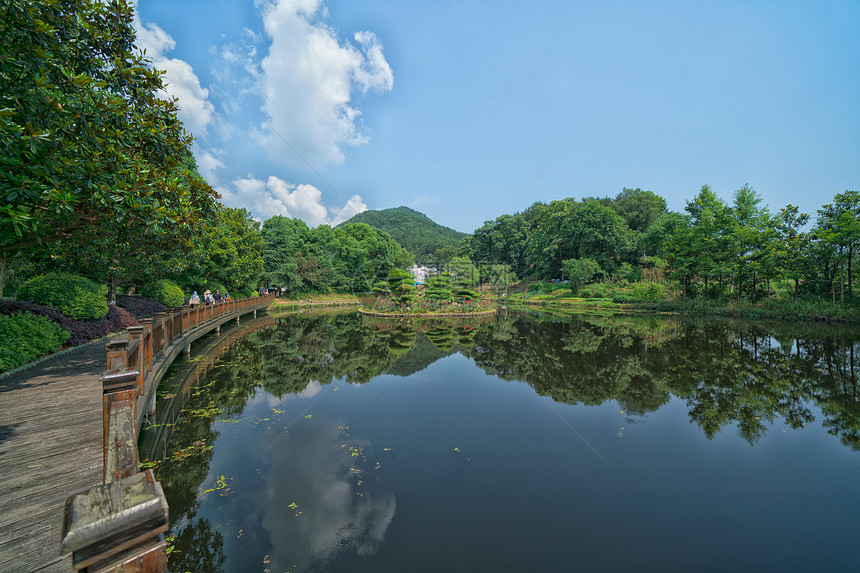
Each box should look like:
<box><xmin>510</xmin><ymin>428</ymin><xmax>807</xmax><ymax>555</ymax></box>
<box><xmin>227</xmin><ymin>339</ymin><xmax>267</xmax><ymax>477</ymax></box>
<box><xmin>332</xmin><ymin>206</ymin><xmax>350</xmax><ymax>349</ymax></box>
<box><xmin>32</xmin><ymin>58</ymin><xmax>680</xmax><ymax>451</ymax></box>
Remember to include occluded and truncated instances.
<box><xmin>358</xmin><ymin>308</ymin><xmax>497</xmax><ymax>318</ymax></box>
<box><xmin>270</xmin><ymin>289</ymin><xmax>860</xmax><ymax>323</ymax></box>
<box><xmin>270</xmin><ymin>294</ymin><xmax>361</xmax><ymax>310</ymax></box>
<box><xmin>496</xmin><ymin>287</ymin><xmax>860</xmax><ymax>323</ymax></box>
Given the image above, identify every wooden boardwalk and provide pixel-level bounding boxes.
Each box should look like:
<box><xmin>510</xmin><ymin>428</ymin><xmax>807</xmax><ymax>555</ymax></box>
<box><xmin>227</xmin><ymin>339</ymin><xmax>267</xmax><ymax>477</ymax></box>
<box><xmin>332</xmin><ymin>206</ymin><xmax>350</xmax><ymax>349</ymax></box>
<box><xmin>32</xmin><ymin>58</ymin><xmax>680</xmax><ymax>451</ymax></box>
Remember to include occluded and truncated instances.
<box><xmin>0</xmin><ymin>342</ymin><xmax>106</xmax><ymax>572</ymax></box>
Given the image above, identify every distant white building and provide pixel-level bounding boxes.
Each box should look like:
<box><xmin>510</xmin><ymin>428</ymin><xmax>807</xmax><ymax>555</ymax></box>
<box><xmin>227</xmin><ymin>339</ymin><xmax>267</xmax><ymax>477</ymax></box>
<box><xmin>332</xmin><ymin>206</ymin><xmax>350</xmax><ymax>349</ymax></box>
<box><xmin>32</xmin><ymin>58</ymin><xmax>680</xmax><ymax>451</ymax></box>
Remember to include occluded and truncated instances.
<box><xmin>410</xmin><ymin>264</ymin><xmax>432</xmax><ymax>284</ymax></box>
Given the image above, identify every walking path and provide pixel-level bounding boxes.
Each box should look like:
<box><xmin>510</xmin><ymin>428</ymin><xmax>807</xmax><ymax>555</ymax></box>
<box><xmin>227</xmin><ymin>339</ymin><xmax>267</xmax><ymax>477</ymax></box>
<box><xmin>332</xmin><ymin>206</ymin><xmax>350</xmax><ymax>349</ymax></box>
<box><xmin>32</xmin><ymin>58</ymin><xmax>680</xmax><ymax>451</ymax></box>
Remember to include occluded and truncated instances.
<box><xmin>0</xmin><ymin>342</ymin><xmax>106</xmax><ymax>572</ymax></box>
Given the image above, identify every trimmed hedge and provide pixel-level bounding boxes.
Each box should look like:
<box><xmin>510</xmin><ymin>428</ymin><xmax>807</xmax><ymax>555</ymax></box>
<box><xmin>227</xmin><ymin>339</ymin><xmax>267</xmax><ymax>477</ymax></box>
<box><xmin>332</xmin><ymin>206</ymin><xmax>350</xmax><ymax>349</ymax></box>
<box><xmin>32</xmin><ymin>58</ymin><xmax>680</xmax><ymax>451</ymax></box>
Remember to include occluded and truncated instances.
<box><xmin>141</xmin><ymin>279</ymin><xmax>185</xmax><ymax>308</ymax></box>
<box><xmin>0</xmin><ymin>312</ymin><xmax>71</xmax><ymax>372</ymax></box>
<box><xmin>17</xmin><ymin>272</ymin><xmax>109</xmax><ymax>320</ymax></box>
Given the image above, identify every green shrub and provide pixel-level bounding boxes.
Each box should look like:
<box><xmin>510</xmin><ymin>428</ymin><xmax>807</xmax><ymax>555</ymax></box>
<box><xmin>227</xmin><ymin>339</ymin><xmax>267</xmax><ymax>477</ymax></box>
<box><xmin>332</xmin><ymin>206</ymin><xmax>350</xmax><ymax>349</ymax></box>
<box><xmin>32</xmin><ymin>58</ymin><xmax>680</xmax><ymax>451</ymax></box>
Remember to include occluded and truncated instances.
<box><xmin>17</xmin><ymin>272</ymin><xmax>108</xmax><ymax>320</ymax></box>
<box><xmin>611</xmin><ymin>282</ymin><xmax>667</xmax><ymax>303</ymax></box>
<box><xmin>454</xmin><ymin>287</ymin><xmax>478</xmax><ymax>301</ymax></box>
<box><xmin>141</xmin><ymin>279</ymin><xmax>185</xmax><ymax>308</ymax></box>
<box><xmin>386</xmin><ymin>269</ymin><xmax>413</xmax><ymax>291</ymax></box>
<box><xmin>393</xmin><ymin>282</ymin><xmax>417</xmax><ymax>303</ymax></box>
<box><xmin>372</xmin><ymin>281</ymin><xmax>391</xmax><ymax>296</ymax></box>
<box><xmin>0</xmin><ymin>312</ymin><xmax>71</xmax><ymax>372</ymax></box>
<box><xmin>579</xmin><ymin>283</ymin><xmax>616</xmax><ymax>299</ymax></box>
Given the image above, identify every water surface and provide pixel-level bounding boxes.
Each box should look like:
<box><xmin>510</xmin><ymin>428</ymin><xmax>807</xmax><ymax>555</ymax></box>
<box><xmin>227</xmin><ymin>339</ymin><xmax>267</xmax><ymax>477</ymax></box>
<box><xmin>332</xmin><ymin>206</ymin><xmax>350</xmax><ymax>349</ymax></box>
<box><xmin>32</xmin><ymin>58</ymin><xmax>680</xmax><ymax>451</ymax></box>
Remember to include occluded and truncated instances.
<box><xmin>142</xmin><ymin>310</ymin><xmax>860</xmax><ymax>572</ymax></box>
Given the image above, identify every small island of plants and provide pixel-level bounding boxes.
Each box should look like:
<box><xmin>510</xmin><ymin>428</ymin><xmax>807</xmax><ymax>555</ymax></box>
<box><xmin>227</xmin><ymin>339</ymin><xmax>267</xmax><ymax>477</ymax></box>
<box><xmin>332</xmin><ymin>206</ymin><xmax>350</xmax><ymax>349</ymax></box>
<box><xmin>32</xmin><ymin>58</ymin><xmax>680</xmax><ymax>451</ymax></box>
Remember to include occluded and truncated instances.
<box><xmin>360</xmin><ymin>268</ymin><xmax>496</xmax><ymax>317</ymax></box>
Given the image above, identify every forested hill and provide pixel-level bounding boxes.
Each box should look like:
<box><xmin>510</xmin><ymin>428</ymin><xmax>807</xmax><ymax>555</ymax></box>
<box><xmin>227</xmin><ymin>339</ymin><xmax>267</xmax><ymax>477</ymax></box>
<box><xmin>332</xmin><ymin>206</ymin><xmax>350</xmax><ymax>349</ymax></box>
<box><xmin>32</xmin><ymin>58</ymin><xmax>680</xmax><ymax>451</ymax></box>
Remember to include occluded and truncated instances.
<box><xmin>340</xmin><ymin>206</ymin><xmax>467</xmax><ymax>261</ymax></box>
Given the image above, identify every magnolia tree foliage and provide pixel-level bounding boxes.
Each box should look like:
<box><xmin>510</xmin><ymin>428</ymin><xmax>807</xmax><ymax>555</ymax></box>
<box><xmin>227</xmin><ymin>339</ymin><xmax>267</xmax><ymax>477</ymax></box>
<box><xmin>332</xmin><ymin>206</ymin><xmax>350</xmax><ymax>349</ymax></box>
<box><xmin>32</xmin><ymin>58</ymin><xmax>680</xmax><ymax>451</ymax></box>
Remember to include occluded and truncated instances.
<box><xmin>0</xmin><ymin>0</ymin><xmax>219</xmax><ymax>295</ymax></box>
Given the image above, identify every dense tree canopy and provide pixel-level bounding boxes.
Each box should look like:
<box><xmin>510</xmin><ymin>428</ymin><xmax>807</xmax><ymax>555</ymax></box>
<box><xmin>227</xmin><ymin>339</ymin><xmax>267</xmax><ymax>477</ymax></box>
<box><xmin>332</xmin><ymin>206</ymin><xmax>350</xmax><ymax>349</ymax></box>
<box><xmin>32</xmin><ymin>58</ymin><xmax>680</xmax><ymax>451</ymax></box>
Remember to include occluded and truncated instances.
<box><xmin>0</xmin><ymin>0</ymin><xmax>220</xmax><ymax>297</ymax></box>
<box><xmin>339</xmin><ymin>206</ymin><xmax>466</xmax><ymax>262</ymax></box>
<box><xmin>261</xmin><ymin>217</ymin><xmax>413</xmax><ymax>295</ymax></box>
<box><xmin>464</xmin><ymin>184</ymin><xmax>860</xmax><ymax>304</ymax></box>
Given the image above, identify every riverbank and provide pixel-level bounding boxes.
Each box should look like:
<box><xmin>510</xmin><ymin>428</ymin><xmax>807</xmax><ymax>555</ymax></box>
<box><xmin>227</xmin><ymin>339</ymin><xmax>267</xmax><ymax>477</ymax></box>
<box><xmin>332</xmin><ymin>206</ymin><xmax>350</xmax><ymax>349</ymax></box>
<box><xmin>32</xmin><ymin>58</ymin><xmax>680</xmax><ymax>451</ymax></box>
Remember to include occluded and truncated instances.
<box><xmin>270</xmin><ymin>294</ymin><xmax>361</xmax><ymax>311</ymax></box>
<box><xmin>358</xmin><ymin>308</ymin><xmax>497</xmax><ymax>318</ymax></box>
<box><xmin>498</xmin><ymin>291</ymin><xmax>860</xmax><ymax>323</ymax></box>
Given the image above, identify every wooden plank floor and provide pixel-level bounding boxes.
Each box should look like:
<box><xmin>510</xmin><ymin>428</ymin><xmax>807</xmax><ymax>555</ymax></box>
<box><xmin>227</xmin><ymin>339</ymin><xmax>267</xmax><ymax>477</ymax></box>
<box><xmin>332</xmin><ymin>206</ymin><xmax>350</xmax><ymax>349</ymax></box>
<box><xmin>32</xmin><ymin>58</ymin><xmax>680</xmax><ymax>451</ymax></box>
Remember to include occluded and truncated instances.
<box><xmin>0</xmin><ymin>343</ymin><xmax>105</xmax><ymax>572</ymax></box>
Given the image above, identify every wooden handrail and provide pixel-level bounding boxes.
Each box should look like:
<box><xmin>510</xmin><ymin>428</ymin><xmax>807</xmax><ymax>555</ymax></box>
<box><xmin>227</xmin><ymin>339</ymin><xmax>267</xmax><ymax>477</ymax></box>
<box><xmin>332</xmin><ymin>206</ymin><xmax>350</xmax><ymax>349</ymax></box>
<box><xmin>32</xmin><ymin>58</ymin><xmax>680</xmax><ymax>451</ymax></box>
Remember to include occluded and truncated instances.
<box><xmin>61</xmin><ymin>293</ymin><xmax>275</xmax><ymax>571</ymax></box>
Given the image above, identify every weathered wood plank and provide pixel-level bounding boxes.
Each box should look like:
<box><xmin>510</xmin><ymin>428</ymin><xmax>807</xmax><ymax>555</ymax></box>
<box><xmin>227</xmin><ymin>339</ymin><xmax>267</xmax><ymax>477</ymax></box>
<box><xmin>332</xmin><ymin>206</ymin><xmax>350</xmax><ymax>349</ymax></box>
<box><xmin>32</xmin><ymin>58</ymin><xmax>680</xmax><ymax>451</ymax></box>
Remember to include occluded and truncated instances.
<box><xmin>0</xmin><ymin>341</ymin><xmax>105</xmax><ymax>572</ymax></box>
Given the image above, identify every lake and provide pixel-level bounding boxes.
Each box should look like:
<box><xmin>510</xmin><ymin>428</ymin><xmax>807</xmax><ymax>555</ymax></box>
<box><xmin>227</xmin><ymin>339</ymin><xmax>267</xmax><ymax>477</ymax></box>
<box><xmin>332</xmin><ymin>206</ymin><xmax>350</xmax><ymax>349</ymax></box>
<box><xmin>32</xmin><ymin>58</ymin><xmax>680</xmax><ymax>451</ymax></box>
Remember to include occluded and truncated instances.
<box><xmin>140</xmin><ymin>309</ymin><xmax>860</xmax><ymax>573</ymax></box>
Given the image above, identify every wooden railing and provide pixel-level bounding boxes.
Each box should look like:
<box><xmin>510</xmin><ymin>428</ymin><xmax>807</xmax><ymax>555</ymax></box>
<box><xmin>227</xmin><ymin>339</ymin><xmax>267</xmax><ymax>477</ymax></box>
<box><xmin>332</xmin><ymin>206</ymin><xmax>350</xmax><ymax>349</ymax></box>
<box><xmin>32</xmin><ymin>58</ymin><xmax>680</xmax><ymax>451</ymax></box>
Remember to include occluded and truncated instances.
<box><xmin>60</xmin><ymin>293</ymin><xmax>275</xmax><ymax>572</ymax></box>
<box><xmin>139</xmin><ymin>315</ymin><xmax>277</xmax><ymax>466</ymax></box>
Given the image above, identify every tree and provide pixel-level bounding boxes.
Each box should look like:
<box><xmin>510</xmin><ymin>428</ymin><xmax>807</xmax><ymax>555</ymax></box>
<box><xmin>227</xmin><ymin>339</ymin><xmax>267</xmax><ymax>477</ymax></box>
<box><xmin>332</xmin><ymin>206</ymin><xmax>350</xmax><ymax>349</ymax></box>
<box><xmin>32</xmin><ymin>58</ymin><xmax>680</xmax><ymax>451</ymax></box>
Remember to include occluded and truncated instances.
<box><xmin>728</xmin><ymin>184</ymin><xmax>773</xmax><ymax>299</ymax></box>
<box><xmin>563</xmin><ymin>257</ymin><xmax>602</xmax><ymax>292</ymax></box>
<box><xmin>526</xmin><ymin>199</ymin><xmax>632</xmax><ymax>279</ymax></box>
<box><xmin>815</xmin><ymin>191</ymin><xmax>860</xmax><ymax>302</ymax></box>
<box><xmin>667</xmin><ymin>185</ymin><xmax>732</xmax><ymax>296</ymax></box>
<box><xmin>446</xmin><ymin>256</ymin><xmax>479</xmax><ymax>287</ymax></box>
<box><xmin>0</xmin><ymin>1</ymin><xmax>218</xmax><ymax>250</ymax></box>
<box><xmin>611</xmin><ymin>188</ymin><xmax>668</xmax><ymax>233</ymax></box>
<box><xmin>261</xmin><ymin>216</ymin><xmax>304</xmax><ymax>293</ymax></box>
<box><xmin>0</xmin><ymin>0</ymin><xmax>218</xmax><ymax>295</ymax></box>
<box><xmin>384</xmin><ymin>268</ymin><xmax>417</xmax><ymax>302</ymax></box>
<box><xmin>772</xmin><ymin>205</ymin><xmax>810</xmax><ymax>297</ymax></box>
<box><xmin>171</xmin><ymin>206</ymin><xmax>263</xmax><ymax>294</ymax></box>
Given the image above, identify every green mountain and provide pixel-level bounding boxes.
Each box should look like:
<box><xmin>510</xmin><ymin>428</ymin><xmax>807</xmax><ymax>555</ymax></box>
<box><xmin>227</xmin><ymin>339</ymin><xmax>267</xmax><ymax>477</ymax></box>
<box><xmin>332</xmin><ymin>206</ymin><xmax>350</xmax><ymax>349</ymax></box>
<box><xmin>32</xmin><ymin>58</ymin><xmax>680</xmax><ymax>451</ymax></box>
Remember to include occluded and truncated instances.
<box><xmin>340</xmin><ymin>206</ymin><xmax>467</xmax><ymax>261</ymax></box>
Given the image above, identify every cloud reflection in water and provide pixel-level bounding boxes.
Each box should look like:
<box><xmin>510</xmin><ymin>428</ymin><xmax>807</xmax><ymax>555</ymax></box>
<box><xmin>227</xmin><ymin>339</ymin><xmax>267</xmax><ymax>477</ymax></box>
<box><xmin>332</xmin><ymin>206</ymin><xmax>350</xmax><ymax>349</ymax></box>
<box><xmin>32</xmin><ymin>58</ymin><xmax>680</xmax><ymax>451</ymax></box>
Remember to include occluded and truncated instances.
<box><xmin>257</xmin><ymin>419</ymin><xmax>395</xmax><ymax>571</ymax></box>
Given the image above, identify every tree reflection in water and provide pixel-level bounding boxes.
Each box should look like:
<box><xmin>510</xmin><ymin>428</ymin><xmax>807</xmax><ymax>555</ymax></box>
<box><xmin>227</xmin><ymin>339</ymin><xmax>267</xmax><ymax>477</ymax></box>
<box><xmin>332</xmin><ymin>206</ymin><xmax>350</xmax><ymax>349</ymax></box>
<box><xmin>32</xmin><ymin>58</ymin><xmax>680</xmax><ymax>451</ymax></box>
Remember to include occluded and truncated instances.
<box><xmin>144</xmin><ymin>309</ymin><xmax>860</xmax><ymax>572</ymax></box>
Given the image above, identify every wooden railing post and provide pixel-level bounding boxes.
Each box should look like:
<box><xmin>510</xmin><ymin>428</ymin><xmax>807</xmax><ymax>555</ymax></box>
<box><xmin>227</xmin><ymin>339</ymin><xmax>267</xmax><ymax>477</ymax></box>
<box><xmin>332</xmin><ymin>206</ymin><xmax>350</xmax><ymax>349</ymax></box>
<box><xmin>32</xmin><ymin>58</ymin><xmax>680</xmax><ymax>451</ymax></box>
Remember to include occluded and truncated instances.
<box><xmin>139</xmin><ymin>318</ymin><xmax>153</xmax><ymax>375</ymax></box>
<box><xmin>105</xmin><ymin>338</ymin><xmax>129</xmax><ymax>372</ymax></box>
<box><xmin>172</xmin><ymin>307</ymin><xmax>183</xmax><ymax>339</ymax></box>
<box><xmin>127</xmin><ymin>326</ymin><xmax>145</xmax><ymax>395</ymax></box>
<box><xmin>100</xmin><ymin>370</ymin><xmax>138</xmax><ymax>483</ymax></box>
<box><xmin>155</xmin><ymin>312</ymin><xmax>167</xmax><ymax>356</ymax></box>
<box><xmin>61</xmin><ymin>470</ymin><xmax>168</xmax><ymax>572</ymax></box>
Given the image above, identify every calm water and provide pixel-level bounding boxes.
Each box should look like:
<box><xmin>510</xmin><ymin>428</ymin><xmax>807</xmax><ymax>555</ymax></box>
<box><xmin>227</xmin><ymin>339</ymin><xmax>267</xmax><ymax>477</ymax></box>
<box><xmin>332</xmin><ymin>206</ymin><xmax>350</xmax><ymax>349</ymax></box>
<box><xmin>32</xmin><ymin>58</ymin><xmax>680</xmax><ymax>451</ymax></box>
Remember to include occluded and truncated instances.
<box><xmin>141</xmin><ymin>309</ymin><xmax>860</xmax><ymax>573</ymax></box>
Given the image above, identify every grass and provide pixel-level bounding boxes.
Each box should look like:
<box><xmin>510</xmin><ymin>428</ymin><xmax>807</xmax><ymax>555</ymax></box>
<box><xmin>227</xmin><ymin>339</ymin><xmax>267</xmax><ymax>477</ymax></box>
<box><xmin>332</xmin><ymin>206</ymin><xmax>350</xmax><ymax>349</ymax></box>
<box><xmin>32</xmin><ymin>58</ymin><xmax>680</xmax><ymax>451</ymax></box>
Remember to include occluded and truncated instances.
<box><xmin>270</xmin><ymin>293</ymin><xmax>360</xmax><ymax>311</ymax></box>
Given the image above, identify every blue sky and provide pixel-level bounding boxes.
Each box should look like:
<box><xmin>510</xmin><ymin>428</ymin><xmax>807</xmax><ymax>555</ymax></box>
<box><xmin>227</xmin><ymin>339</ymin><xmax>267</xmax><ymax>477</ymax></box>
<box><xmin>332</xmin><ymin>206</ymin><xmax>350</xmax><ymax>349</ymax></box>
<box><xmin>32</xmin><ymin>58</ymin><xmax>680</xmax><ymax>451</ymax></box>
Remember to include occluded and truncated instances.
<box><xmin>134</xmin><ymin>0</ymin><xmax>860</xmax><ymax>233</ymax></box>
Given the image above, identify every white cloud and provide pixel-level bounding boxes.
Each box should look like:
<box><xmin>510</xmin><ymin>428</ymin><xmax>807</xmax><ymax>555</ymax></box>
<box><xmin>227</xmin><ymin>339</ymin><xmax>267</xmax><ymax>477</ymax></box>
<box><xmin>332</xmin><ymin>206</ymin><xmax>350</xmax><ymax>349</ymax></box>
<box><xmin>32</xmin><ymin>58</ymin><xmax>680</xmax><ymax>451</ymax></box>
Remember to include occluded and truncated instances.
<box><xmin>196</xmin><ymin>148</ymin><xmax>226</xmax><ymax>182</ymax></box>
<box><xmin>228</xmin><ymin>175</ymin><xmax>366</xmax><ymax>226</ymax></box>
<box><xmin>132</xmin><ymin>3</ymin><xmax>215</xmax><ymax>137</ymax></box>
<box><xmin>256</xmin><ymin>0</ymin><xmax>394</xmax><ymax>165</ymax></box>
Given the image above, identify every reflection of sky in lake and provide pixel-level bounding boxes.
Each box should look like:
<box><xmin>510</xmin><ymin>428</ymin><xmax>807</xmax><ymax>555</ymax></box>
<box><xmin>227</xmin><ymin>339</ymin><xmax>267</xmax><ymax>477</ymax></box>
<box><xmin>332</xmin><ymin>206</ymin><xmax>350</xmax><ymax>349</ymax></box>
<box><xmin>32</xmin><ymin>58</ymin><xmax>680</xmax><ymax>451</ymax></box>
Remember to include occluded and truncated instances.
<box><xmin>160</xmin><ymin>312</ymin><xmax>860</xmax><ymax>572</ymax></box>
<box><xmin>258</xmin><ymin>419</ymin><xmax>395</xmax><ymax>572</ymax></box>
<box><xmin>198</xmin><ymin>390</ymin><xmax>395</xmax><ymax>573</ymax></box>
